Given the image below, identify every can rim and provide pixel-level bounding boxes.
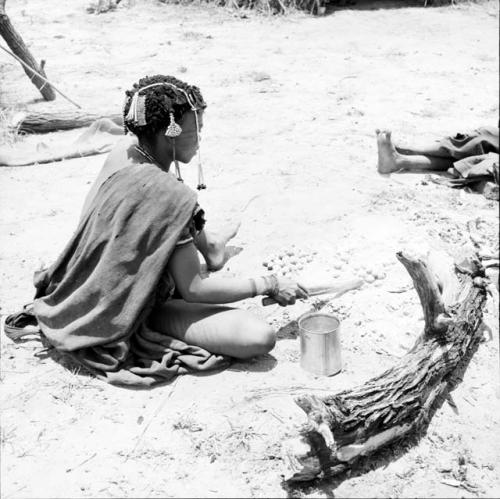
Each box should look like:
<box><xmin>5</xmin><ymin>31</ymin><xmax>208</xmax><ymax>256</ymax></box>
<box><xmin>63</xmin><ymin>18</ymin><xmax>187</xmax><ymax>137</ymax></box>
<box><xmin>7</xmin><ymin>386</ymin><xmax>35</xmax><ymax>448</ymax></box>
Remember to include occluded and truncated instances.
<box><xmin>297</xmin><ymin>311</ymin><xmax>340</xmax><ymax>335</ymax></box>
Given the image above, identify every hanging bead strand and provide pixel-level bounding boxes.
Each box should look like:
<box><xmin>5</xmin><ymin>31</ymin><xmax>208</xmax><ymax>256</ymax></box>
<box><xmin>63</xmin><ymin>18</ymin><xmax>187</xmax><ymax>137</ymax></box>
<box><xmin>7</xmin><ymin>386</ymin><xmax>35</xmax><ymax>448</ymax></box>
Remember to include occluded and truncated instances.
<box><xmin>193</xmin><ymin>110</ymin><xmax>206</xmax><ymax>190</ymax></box>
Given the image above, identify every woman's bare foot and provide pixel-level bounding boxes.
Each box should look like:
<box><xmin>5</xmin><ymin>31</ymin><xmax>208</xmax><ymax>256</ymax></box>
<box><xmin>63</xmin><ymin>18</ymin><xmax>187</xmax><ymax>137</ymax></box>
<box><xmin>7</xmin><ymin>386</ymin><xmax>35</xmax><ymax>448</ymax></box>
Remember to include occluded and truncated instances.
<box><xmin>205</xmin><ymin>220</ymin><xmax>242</xmax><ymax>271</ymax></box>
<box><xmin>376</xmin><ymin>129</ymin><xmax>404</xmax><ymax>174</ymax></box>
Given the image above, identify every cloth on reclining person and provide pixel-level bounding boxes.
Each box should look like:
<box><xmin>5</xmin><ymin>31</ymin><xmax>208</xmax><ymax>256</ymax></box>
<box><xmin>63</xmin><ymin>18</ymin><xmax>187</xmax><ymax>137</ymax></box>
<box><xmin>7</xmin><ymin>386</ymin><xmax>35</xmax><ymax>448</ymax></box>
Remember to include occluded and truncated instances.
<box><xmin>31</xmin><ymin>161</ymin><xmax>229</xmax><ymax>387</ymax></box>
<box><xmin>437</xmin><ymin>126</ymin><xmax>499</xmax><ymax>186</ymax></box>
<box><xmin>454</xmin><ymin>152</ymin><xmax>499</xmax><ymax>184</ymax></box>
<box><xmin>438</xmin><ymin>126</ymin><xmax>499</xmax><ymax>160</ymax></box>
<box><xmin>430</xmin><ymin>151</ymin><xmax>499</xmax><ymax>200</ymax></box>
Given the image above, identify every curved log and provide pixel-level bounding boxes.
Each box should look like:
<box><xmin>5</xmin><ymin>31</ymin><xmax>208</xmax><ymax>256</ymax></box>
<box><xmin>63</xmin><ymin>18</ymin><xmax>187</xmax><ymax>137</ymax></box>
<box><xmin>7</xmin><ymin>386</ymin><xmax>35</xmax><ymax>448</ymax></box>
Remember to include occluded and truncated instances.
<box><xmin>284</xmin><ymin>249</ymin><xmax>488</xmax><ymax>482</ymax></box>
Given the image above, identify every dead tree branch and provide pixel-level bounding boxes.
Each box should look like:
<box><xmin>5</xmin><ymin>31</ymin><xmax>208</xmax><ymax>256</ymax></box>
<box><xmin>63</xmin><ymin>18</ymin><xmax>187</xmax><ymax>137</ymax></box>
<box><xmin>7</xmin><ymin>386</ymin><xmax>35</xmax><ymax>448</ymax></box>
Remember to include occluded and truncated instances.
<box><xmin>284</xmin><ymin>249</ymin><xmax>488</xmax><ymax>482</ymax></box>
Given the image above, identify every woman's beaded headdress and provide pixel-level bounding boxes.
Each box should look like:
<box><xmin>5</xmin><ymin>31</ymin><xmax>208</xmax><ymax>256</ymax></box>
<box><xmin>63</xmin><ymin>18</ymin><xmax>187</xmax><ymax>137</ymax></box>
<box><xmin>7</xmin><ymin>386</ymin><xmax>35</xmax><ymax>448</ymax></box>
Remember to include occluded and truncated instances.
<box><xmin>124</xmin><ymin>81</ymin><xmax>206</xmax><ymax>190</ymax></box>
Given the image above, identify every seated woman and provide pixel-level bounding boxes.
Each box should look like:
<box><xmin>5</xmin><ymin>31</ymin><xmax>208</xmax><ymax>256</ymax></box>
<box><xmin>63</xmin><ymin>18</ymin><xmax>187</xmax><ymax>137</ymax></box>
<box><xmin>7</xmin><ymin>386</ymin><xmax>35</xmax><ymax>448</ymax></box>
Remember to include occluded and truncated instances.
<box><xmin>9</xmin><ymin>74</ymin><xmax>307</xmax><ymax>387</ymax></box>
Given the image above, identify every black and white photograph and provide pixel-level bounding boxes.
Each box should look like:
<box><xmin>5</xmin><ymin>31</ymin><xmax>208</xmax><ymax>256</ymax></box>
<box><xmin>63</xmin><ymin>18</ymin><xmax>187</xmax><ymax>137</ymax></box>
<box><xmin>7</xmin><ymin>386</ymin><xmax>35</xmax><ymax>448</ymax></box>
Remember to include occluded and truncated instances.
<box><xmin>1</xmin><ymin>0</ymin><xmax>499</xmax><ymax>497</ymax></box>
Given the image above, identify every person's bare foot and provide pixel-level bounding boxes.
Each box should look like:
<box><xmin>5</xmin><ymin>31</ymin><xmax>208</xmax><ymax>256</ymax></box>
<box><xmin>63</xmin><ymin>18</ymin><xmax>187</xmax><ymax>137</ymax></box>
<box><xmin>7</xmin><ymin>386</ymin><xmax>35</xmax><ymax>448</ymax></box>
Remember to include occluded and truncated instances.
<box><xmin>376</xmin><ymin>129</ymin><xmax>403</xmax><ymax>174</ymax></box>
<box><xmin>205</xmin><ymin>220</ymin><xmax>242</xmax><ymax>271</ymax></box>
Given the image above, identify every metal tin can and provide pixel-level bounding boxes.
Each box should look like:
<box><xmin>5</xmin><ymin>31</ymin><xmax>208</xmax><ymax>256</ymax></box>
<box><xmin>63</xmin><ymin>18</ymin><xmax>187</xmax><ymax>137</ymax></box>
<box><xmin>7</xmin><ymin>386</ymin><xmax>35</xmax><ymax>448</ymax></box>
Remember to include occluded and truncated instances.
<box><xmin>298</xmin><ymin>312</ymin><xmax>342</xmax><ymax>376</ymax></box>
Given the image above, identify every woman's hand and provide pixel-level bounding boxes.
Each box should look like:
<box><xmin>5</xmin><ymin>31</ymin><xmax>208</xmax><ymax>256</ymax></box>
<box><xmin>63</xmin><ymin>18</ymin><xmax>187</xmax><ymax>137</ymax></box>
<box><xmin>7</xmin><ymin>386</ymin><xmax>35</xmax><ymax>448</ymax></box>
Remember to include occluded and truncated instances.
<box><xmin>271</xmin><ymin>277</ymin><xmax>309</xmax><ymax>307</ymax></box>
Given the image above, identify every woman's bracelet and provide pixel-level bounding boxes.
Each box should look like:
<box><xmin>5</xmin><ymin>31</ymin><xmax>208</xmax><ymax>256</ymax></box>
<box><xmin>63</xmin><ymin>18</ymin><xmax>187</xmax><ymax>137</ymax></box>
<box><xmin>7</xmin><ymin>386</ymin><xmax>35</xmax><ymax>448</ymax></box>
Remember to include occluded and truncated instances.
<box><xmin>264</xmin><ymin>274</ymin><xmax>280</xmax><ymax>297</ymax></box>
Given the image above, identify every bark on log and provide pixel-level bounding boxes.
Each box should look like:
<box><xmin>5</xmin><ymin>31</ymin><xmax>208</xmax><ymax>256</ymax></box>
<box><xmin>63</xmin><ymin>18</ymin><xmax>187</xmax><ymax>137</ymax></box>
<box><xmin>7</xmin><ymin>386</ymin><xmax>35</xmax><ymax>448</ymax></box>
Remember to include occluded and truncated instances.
<box><xmin>0</xmin><ymin>1</ymin><xmax>56</xmax><ymax>101</ymax></box>
<box><xmin>11</xmin><ymin>110</ymin><xmax>123</xmax><ymax>134</ymax></box>
<box><xmin>284</xmin><ymin>249</ymin><xmax>488</xmax><ymax>482</ymax></box>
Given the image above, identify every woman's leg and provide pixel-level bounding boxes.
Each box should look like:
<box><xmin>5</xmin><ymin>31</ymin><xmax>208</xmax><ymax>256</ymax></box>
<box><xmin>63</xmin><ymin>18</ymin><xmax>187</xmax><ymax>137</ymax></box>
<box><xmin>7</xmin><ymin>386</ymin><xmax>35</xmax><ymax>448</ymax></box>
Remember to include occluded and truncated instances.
<box><xmin>148</xmin><ymin>300</ymin><xmax>276</xmax><ymax>358</ymax></box>
<box><xmin>376</xmin><ymin>130</ymin><xmax>454</xmax><ymax>174</ymax></box>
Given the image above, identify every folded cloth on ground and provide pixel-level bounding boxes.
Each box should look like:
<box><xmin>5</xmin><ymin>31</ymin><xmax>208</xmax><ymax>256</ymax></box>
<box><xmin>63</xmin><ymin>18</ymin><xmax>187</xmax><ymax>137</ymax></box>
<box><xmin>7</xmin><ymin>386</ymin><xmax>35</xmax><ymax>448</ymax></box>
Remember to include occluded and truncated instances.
<box><xmin>454</xmin><ymin>152</ymin><xmax>499</xmax><ymax>183</ymax></box>
<box><xmin>0</xmin><ymin>118</ymin><xmax>123</xmax><ymax>167</ymax></box>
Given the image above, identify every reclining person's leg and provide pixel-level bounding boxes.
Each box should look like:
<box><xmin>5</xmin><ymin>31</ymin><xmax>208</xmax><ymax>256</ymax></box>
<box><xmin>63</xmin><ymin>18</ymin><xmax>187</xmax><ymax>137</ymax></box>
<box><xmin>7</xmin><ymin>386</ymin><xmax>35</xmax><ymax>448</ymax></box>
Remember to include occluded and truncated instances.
<box><xmin>376</xmin><ymin>130</ymin><xmax>453</xmax><ymax>174</ymax></box>
<box><xmin>148</xmin><ymin>299</ymin><xmax>276</xmax><ymax>359</ymax></box>
<box><xmin>393</xmin><ymin>127</ymin><xmax>499</xmax><ymax>159</ymax></box>
<box><xmin>395</xmin><ymin>142</ymin><xmax>453</xmax><ymax>158</ymax></box>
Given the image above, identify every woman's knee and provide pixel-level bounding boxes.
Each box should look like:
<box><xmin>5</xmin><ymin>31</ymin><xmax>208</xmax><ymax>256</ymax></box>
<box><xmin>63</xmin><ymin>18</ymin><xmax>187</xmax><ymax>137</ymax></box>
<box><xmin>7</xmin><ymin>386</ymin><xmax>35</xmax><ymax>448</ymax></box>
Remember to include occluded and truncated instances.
<box><xmin>254</xmin><ymin>323</ymin><xmax>276</xmax><ymax>354</ymax></box>
<box><xmin>238</xmin><ymin>321</ymin><xmax>276</xmax><ymax>358</ymax></box>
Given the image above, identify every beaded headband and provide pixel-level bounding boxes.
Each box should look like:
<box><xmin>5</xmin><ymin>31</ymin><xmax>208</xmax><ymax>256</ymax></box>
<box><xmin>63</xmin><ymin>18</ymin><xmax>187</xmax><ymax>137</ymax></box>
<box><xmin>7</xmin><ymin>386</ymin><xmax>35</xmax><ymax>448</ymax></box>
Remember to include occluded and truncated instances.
<box><xmin>124</xmin><ymin>82</ymin><xmax>200</xmax><ymax>129</ymax></box>
<box><xmin>124</xmin><ymin>81</ymin><xmax>206</xmax><ymax>190</ymax></box>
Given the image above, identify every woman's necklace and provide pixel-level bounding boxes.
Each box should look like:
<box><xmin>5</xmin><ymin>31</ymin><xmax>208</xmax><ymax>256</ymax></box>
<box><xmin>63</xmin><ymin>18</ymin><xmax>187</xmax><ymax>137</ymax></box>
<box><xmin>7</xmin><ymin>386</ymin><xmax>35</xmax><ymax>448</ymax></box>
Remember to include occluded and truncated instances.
<box><xmin>134</xmin><ymin>145</ymin><xmax>168</xmax><ymax>172</ymax></box>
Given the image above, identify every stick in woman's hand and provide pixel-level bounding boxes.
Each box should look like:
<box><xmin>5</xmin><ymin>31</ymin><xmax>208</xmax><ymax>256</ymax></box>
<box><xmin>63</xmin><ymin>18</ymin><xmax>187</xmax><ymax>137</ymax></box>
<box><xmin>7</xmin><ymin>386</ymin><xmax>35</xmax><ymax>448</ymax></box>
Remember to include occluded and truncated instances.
<box><xmin>261</xmin><ymin>277</ymin><xmax>363</xmax><ymax>306</ymax></box>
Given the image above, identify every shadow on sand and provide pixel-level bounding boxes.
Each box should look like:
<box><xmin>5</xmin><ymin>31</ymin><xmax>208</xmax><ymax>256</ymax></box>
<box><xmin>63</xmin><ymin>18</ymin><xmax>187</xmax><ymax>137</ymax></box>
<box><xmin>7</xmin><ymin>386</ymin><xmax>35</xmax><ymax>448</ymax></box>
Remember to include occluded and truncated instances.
<box><xmin>228</xmin><ymin>353</ymin><xmax>278</xmax><ymax>372</ymax></box>
<box><xmin>275</xmin><ymin>298</ymin><xmax>331</xmax><ymax>341</ymax></box>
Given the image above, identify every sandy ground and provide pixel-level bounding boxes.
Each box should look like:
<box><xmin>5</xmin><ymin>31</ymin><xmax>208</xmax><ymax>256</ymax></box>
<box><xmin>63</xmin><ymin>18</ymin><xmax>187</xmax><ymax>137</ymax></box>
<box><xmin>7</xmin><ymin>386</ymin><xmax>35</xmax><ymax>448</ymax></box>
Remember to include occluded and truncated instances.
<box><xmin>1</xmin><ymin>0</ymin><xmax>499</xmax><ymax>497</ymax></box>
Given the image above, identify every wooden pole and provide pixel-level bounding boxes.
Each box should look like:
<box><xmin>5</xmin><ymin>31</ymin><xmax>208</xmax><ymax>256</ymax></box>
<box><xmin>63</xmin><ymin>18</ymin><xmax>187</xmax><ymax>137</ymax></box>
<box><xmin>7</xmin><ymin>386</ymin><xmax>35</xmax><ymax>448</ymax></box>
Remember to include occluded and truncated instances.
<box><xmin>0</xmin><ymin>46</ymin><xmax>81</xmax><ymax>109</ymax></box>
<box><xmin>0</xmin><ymin>0</ymin><xmax>56</xmax><ymax>101</ymax></box>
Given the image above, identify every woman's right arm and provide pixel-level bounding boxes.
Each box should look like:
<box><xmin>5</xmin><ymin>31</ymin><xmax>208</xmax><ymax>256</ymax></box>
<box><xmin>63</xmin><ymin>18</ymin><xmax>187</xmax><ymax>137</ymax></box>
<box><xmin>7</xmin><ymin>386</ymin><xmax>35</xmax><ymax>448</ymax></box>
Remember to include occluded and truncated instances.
<box><xmin>167</xmin><ymin>242</ymin><xmax>307</xmax><ymax>305</ymax></box>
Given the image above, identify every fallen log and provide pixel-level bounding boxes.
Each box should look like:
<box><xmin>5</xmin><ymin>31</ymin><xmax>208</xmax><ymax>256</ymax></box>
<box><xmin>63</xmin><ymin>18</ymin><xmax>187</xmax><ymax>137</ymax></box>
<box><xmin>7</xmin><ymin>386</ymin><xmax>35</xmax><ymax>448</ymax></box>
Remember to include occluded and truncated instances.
<box><xmin>283</xmin><ymin>248</ymin><xmax>488</xmax><ymax>482</ymax></box>
<box><xmin>11</xmin><ymin>110</ymin><xmax>123</xmax><ymax>134</ymax></box>
<box><xmin>0</xmin><ymin>0</ymin><xmax>56</xmax><ymax>101</ymax></box>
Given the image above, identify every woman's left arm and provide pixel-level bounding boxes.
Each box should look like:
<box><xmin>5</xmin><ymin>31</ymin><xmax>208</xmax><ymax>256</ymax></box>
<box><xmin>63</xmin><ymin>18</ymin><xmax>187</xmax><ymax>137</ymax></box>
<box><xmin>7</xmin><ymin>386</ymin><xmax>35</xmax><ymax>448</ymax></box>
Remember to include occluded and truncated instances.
<box><xmin>167</xmin><ymin>242</ymin><xmax>308</xmax><ymax>305</ymax></box>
